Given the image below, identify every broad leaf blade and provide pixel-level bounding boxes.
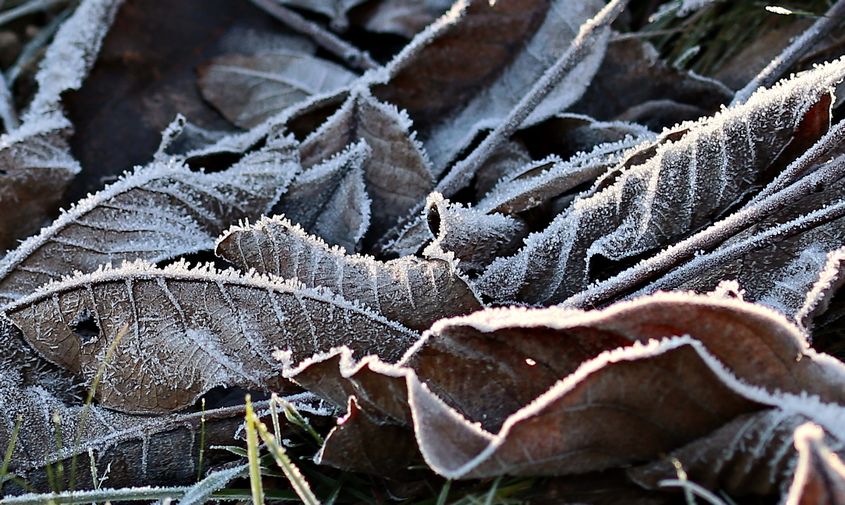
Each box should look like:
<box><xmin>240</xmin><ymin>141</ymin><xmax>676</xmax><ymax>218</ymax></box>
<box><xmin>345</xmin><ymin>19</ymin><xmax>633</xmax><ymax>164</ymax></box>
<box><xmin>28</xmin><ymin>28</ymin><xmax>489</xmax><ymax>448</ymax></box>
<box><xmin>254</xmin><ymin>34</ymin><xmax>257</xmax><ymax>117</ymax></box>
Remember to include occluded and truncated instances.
<box><xmin>4</xmin><ymin>260</ymin><xmax>418</xmax><ymax>413</ymax></box>
<box><xmin>216</xmin><ymin>214</ymin><xmax>481</xmax><ymax>331</ymax></box>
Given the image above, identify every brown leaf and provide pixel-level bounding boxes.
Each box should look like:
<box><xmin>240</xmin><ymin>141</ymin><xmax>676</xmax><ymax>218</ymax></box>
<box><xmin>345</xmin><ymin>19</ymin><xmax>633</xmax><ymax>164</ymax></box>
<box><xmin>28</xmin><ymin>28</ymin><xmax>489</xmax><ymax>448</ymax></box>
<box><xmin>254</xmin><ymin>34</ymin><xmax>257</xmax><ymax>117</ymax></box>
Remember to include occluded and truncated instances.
<box><xmin>0</xmin><ymin>0</ymin><xmax>122</xmax><ymax>251</ymax></box>
<box><xmin>570</xmin><ymin>39</ymin><xmax>733</xmax><ymax>131</ymax></box>
<box><xmin>298</xmin><ymin>89</ymin><xmax>434</xmax><ymax>238</ymax></box>
<box><xmin>4</xmin><ymin>260</ymin><xmax>417</xmax><ymax>413</ymax></box>
<box><xmin>478</xmin><ymin>60</ymin><xmax>844</xmax><ymax>305</ymax></box>
<box><xmin>198</xmin><ymin>50</ymin><xmax>358</xmax><ymax>129</ymax></box>
<box><xmin>277</xmin><ymin>140</ymin><xmax>372</xmax><ymax>251</ymax></box>
<box><xmin>215</xmin><ymin>214</ymin><xmax>481</xmax><ymax>331</ymax></box>
<box><xmin>63</xmin><ymin>0</ymin><xmax>285</xmax><ymax>201</ymax></box>
<box><xmin>285</xmin><ymin>293</ymin><xmax>845</xmax><ymax>480</ymax></box>
<box><xmin>372</xmin><ymin>0</ymin><xmax>606</xmax><ymax>173</ymax></box>
<box><xmin>316</xmin><ymin>397</ymin><xmax>421</xmax><ymax>477</ymax></box>
<box><xmin>629</xmin><ymin>410</ymin><xmax>812</xmax><ymax>497</ymax></box>
<box><xmin>786</xmin><ymin>423</ymin><xmax>845</xmax><ymax>505</ymax></box>
<box><xmin>0</xmin><ymin>134</ymin><xmax>300</xmax><ymax>305</ymax></box>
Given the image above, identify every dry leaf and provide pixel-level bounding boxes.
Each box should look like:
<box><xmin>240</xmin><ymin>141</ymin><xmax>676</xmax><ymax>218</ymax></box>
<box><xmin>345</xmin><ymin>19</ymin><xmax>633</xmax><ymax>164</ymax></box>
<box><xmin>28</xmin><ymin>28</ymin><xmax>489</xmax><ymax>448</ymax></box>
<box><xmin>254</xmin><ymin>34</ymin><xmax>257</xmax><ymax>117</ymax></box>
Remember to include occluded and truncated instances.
<box><xmin>0</xmin><ymin>0</ymin><xmax>122</xmax><ymax>251</ymax></box>
<box><xmin>478</xmin><ymin>59</ymin><xmax>845</xmax><ymax>305</ymax></box>
<box><xmin>198</xmin><ymin>50</ymin><xmax>358</xmax><ymax>129</ymax></box>
<box><xmin>372</xmin><ymin>0</ymin><xmax>607</xmax><ymax>174</ymax></box>
<box><xmin>0</xmin><ymin>135</ymin><xmax>300</xmax><ymax>305</ymax></box>
<box><xmin>285</xmin><ymin>293</ymin><xmax>845</xmax><ymax>482</ymax></box>
<box><xmin>215</xmin><ymin>214</ymin><xmax>482</xmax><ymax>331</ymax></box>
<box><xmin>298</xmin><ymin>89</ymin><xmax>434</xmax><ymax>238</ymax></box>
<box><xmin>277</xmin><ymin>140</ymin><xmax>371</xmax><ymax>251</ymax></box>
<box><xmin>4</xmin><ymin>260</ymin><xmax>418</xmax><ymax>413</ymax></box>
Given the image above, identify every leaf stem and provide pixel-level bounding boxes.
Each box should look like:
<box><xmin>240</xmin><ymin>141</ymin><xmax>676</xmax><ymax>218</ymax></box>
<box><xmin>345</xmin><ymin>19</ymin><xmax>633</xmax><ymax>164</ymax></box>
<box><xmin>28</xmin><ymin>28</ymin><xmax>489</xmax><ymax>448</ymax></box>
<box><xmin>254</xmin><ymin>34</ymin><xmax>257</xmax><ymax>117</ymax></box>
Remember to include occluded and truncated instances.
<box><xmin>249</xmin><ymin>0</ymin><xmax>377</xmax><ymax>71</ymax></box>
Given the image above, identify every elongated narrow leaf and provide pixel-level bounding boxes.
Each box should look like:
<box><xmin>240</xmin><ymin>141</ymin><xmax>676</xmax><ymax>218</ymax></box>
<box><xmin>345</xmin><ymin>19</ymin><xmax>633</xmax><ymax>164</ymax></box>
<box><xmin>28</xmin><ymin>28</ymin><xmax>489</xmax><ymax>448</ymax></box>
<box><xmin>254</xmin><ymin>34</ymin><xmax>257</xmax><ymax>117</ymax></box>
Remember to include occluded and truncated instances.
<box><xmin>277</xmin><ymin>140</ymin><xmax>372</xmax><ymax>251</ymax></box>
<box><xmin>199</xmin><ymin>50</ymin><xmax>358</xmax><ymax>129</ymax></box>
<box><xmin>623</xmin><ymin>154</ymin><xmax>845</xmax><ymax>324</ymax></box>
<box><xmin>478</xmin><ymin>59</ymin><xmax>845</xmax><ymax>305</ymax></box>
<box><xmin>4</xmin><ymin>260</ymin><xmax>418</xmax><ymax>413</ymax></box>
<box><xmin>0</xmin><ymin>135</ymin><xmax>300</xmax><ymax>305</ymax></box>
<box><xmin>373</xmin><ymin>0</ymin><xmax>606</xmax><ymax>174</ymax></box>
<box><xmin>215</xmin><ymin>214</ymin><xmax>481</xmax><ymax>331</ymax></box>
<box><xmin>299</xmin><ymin>89</ymin><xmax>434</xmax><ymax>237</ymax></box>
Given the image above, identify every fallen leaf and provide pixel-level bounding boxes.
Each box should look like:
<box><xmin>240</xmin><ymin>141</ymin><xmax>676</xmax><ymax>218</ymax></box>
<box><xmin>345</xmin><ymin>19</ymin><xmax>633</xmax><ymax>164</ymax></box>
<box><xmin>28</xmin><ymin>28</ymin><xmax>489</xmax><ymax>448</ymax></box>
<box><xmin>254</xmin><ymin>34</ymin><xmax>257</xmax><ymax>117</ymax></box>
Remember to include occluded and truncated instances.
<box><xmin>0</xmin><ymin>134</ymin><xmax>300</xmax><ymax>305</ymax></box>
<box><xmin>198</xmin><ymin>50</ymin><xmax>358</xmax><ymax>129</ymax></box>
<box><xmin>477</xmin><ymin>59</ymin><xmax>844</xmax><ymax>305</ymax></box>
<box><xmin>4</xmin><ymin>259</ymin><xmax>418</xmax><ymax>413</ymax></box>
<box><xmin>215</xmin><ymin>213</ymin><xmax>481</xmax><ymax>331</ymax></box>
<box><xmin>277</xmin><ymin>140</ymin><xmax>371</xmax><ymax>251</ymax></box>
<box><xmin>298</xmin><ymin>89</ymin><xmax>433</xmax><ymax>239</ymax></box>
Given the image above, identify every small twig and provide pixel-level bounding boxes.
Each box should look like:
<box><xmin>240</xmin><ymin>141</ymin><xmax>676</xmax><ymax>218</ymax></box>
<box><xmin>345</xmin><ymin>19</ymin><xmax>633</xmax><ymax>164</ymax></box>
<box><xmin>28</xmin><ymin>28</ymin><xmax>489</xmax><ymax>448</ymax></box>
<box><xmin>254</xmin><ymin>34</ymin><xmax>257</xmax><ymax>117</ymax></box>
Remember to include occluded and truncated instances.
<box><xmin>250</xmin><ymin>0</ymin><xmax>377</xmax><ymax>71</ymax></box>
<box><xmin>732</xmin><ymin>0</ymin><xmax>845</xmax><ymax>105</ymax></box>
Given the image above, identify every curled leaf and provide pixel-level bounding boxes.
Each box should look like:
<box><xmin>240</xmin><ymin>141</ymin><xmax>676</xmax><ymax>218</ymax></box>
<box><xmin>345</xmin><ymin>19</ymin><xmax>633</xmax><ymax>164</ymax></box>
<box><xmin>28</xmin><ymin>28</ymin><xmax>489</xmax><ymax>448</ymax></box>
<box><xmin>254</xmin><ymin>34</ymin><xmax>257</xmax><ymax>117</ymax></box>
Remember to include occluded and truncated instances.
<box><xmin>299</xmin><ymin>89</ymin><xmax>434</xmax><ymax>238</ymax></box>
<box><xmin>478</xmin><ymin>59</ymin><xmax>845</xmax><ymax>304</ymax></box>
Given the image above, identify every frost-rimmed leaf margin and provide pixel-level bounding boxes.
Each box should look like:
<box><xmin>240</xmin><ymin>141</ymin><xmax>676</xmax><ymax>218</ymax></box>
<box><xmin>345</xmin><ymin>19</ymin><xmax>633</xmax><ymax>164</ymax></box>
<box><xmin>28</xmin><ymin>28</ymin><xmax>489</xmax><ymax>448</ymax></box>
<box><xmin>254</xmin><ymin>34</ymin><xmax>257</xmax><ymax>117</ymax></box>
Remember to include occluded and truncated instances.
<box><xmin>0</xmin><ymin>135</ymin><xmax>300</xmax><ymax>306</ymax></box>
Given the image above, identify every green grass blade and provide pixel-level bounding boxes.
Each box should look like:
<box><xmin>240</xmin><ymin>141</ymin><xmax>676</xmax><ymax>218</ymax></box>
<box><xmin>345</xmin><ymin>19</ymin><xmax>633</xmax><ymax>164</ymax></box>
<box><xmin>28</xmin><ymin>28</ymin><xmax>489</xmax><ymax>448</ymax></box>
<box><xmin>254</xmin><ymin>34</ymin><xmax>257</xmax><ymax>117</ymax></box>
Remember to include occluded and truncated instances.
<box><xmin>250</xmin><ymin>411</ymin><xmax>320</xmax><ymax>505</ymax></box>
<box><xmin>245</xmin><ymin>395</ymin><xmax>265</xmax><ymax>505</ymax></box>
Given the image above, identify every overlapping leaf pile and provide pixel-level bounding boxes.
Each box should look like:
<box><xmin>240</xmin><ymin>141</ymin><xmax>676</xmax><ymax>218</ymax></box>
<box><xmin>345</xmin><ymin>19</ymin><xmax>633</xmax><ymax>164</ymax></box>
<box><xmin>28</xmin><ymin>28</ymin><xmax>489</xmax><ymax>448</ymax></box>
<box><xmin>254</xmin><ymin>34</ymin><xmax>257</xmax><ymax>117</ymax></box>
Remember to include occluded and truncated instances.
<box><xmin>1</xmin><ymin>0</ymin><xmax>845</xmax><ymax>502</ymax></box>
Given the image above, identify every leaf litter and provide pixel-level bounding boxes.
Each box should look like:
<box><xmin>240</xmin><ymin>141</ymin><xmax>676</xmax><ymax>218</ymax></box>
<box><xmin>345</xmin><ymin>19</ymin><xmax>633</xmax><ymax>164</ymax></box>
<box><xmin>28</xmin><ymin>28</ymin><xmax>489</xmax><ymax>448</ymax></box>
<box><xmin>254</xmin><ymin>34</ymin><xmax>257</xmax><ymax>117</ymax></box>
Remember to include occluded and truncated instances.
<box><xmin>2</xmin><ymin>0</ymin><xmax>845</xmax><ymax>503</ymax></box>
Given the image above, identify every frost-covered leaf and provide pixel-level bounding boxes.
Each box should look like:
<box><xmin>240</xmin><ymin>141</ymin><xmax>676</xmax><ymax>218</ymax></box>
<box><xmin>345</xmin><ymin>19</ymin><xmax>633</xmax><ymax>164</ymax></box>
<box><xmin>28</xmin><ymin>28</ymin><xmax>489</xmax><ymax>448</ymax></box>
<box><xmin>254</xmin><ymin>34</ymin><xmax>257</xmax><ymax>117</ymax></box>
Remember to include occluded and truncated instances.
<box><xmin>351</xmin><ymin>0</ymin><xmax>454</xmax><ymax>38</ymax></box>
<box><xmin>4</xmin><ymin>260</ymin><xmax>418</xmax><ymax>413</ymax></box>
<box><xmin>423</xmin><ymin>193</ymin><xmax>527</xmax><ymax>273</ymax></box>
<box><xmin>0</xmin><ymin>120</ymin><xmax>80</xmax><ymax>252</ymax></box>
<box><xmin>478</xmin><ymin>59</ymin><xmax>845</xmax><ymax>305</ymax></box>
<box><xmin>629</xmin><ymin>410</ymin><xmax>815</xmax><ymax>497</ymax></box>
<box><xmin>620</xmin><ymin>152</ymin><xmax>845</xmax><ymax>325</ymax></box>
<box><xmin>0</xmin><ymin>135</ymin><xmax>300</xmax><ymax>305</ymax></box>
<box><xmin>299</xmin><ymin>89</ymin><xmax>433</xmax><ymax>238</ymax></box>
<box><xmin>372</xmin><ymin>0</ymin><xmax>607</xmax><ymax>174</ymax></box>
<box><xmin>215</xmin><ymin>214</ymin><xmax>481</xmax><ymax>331</ymax></box>
<box><xmin>0</xmin><ymin>0</ymin><xmax>122</xmax><ymax>251</ymax></box>
<box><xmin>0</xmin><ymin>319</ymin><xmax>248</xmax><ymax>491</ymax></box>
<box><xmin>277</xmin><ymin>140</ymin><xmax>371</xmax><ymax>251</ymax></box>
<box><xmin>286</xmin><ymin>293</ymin><xmax>845</xmax><ymax>482</ymax></box>
<box><xmin>786</xmin><ymin>423</ymin><xmax>845</xmax><ymax>505</ymax></box>
<box><xmin>473</xmin><ymin>139</ymin><xmax>533</xmax><ymax>198</ymax></box>
<box><xmin>198</xmin><ymin>50</ymin><xmax>358</xmax><ymax>129</ymax></box>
